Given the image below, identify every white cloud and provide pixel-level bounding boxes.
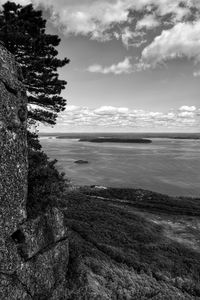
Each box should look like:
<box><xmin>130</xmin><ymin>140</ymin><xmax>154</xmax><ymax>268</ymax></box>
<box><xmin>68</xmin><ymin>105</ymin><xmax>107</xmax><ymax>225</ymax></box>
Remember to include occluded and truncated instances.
<box><xmin>87</xmin><ymin>57</ymin><xmax>133</xmax><ymax>75</ymax></box>
<box><xmin>55</xmin><ymin>105</ymin><xmax>200</xmax><ymax>129</ymax></box>
<box><xmin>35</xmin><ymin>0</ymin><xmax>134</xmax><ymax>40</ymax></box>
<box><xmin>94</xmin><ymin>106</ymin><xmax>129</xmax><ymax>115</ymax></box>
<box><xmin>179</xmin><ymin>106</ymin><xmax>196</xmax><ymax>112</ymax></box>
<box><xmin>1</xmin><ymin>0</ymin><xmax>198</xmax><ymax>42</ymax></box>
<box><xmin>121</xmin><ymin>27</ymin><xmax>134</xmax><ymax>47</ymax></box>
<box><xmin>178</xmin><ymin>111</ymin><xmax>195</xmax><ymax>118</ymax></box>
<box><xmin>119</xmin><ymin>27</ymin><xmax>147</xmax><ymax>48</ymax></box>
<box><xmin>2</xmin><ymin>0</ymin><xmax>200</xmax><ymax>73</ymax></box>
<box><xmin>141</xmin><ymin>21</ymin><xmax>200</xmax><ymax>67</ymax></box>
<box><xmin>136</xmin><ymin>14</ymin><xmax>160</xmax><ymax>30</ymax></box>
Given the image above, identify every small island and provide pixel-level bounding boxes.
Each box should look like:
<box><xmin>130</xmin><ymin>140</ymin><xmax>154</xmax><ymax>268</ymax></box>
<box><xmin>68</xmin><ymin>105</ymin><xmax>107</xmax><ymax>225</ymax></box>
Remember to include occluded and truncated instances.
<box><xmin>79</xmin><ymin>138</ymin><xmax>152</xmax><ymax>143</ymax></box>
<box><xmin>74</xmin><ymin>160</ymin><xmax>89</xmax><ymax>164</ymax></box>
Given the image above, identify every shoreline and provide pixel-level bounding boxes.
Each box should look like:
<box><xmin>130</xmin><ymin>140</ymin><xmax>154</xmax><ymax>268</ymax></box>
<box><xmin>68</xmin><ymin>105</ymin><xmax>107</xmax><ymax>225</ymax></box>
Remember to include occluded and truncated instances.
<box><xmin>69</xmin><ymin>184</ymin><xmax>200</xmax><ymax>201</ymax></box>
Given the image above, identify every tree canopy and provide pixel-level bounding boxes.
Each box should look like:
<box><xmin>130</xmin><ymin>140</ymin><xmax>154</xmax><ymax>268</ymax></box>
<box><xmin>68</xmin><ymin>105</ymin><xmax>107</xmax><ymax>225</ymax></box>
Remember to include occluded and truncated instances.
<box><xmin>0</xmin><ymin>1</ymin><xmax>70</xmax><ymax>125</ymax></box>
<box><xmin>0</xmin><ymin>2</ymin><xmax>70</xmax><ymax>214</ymax></box>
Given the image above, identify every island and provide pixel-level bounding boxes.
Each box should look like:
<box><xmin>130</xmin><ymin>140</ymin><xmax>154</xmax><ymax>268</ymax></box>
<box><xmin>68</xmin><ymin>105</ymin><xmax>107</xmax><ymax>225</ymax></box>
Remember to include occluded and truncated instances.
<box><xmin>172</xmin><ymin>136</ymin><xmax>200</xmax><ymax>140</ymax></box>
<box><xmin>79</xmin><ymin>137</ymin><xmax>152</xmax><ymax>143</ymax></box>
<box><xmin>74</xmin><ymin>160</ymin><xmax>89</xmax><ymax>164</ymax></box>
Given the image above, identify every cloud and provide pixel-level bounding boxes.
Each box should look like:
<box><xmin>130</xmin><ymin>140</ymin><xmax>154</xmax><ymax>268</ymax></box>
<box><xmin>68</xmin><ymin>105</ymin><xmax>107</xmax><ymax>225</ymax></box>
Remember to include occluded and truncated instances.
<box><xmin>25</xmin><ymin>0</ymin><xmax>134</xmax><ymax>41</ymax></box>
<box><xmin>119</xmin><ymin>27</ymin><xmax>147</xmax><ymax>48</ymax></box>
<box><xmin>178</xmin><ymin>111</ymin><xmax>195</xmax><ymax>118</ymax></box>
<box><xmin>47</xmin><ymin>0</ymin><xmax>199</xmax><ymax>40</ymax></box>
<box><xmin>141</xmin><ymin>21</ymin><xmax>200</xmax><ymax>67</ymax></box>
<box><xmin>87</xmin><ymin>57</ymin><xmax>133</xmax><ymax>75</ymax></box>
<box><xmin>179</xmin><ymin>105</ymin><xmax>196</xmax><ymax>112</ymax></box>
<box><xmin>136</xmin><ymin>14</ymin><xmax>160</xmax><ymax>30</ymax></box>
<box><xmin>55</xmin><ymin>105</ymin><xmax>200</xmax><ymax>129</ymax></box>
<box><xmin>1</xmin><ymin>0</ymin><xmax>198</xmax><ymax>42</ymax></box>
<box><xmin>2</xmin><ymin>0</ymin><xmax>200</xmax><ymax>73</ymax></box>
<box><xmin>94</xmin><ymin>106</ymin><xmax>129</xmax><ymax>115</ymax></box>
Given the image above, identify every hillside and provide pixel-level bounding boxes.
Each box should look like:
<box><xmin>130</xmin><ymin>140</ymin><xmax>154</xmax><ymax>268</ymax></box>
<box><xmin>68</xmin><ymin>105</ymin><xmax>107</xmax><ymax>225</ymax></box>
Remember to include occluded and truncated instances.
<box><xmin>62</xmin><ymin>187</ymin><xmax>200</xmax><ymax>299</ymax></box>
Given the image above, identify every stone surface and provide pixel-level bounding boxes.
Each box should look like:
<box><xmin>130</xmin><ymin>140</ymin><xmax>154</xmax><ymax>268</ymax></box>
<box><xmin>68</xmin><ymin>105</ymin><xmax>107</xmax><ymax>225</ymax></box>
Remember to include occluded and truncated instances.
<box><xmin>14</xmin><ymin>207</ymin><xmax>69</xmax><ymax>298</ymax></box>
<box><xmin>0</xmin><ymin>44</ymin><xmax>27</xmax><ymax>279</ymax></box>
<box><xmin>17</xmin><ymin>239</ymin><xmax>69</xmax><ymax>298</ymax></box>
<box><xmin>0</xmin><ymin>273</ymin><xmax>32</xmax><ymax>300</ymax></box>
<box><xmin>0</xmin><ymin>44</ymin><xmax>27</xmax><ymax>239</ymax></box>
<box><xmin>0</xmin><ymin>44</ymin><xmax>69</xmax><ymax>299</ymax></box>
<box><xmin>16</xmin><ymin>207</ymin><xmax>68</xmax><ymax>260</ymax></box>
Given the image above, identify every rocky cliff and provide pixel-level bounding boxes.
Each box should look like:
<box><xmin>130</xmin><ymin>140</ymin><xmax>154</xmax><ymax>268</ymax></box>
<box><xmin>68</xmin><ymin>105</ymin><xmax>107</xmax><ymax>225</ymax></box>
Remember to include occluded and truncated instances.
<box><xmin>0</xmin><ymin>43</ymin><xmax>69</xmax><ymax>299</ymax></box>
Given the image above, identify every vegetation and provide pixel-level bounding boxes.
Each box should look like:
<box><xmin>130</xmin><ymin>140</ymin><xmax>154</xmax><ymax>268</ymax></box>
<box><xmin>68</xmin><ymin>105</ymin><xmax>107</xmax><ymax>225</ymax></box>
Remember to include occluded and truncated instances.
<box><xmin>78</xmin><ymin>138</ymin><xmax>152</xmax><ymax>143</ymax></box>
<box><xmin>62</xmin><ymin>188</ymin><xmax>200</xmax><ymax>299</ymax></box>
<box><xmin>0</xmin><ymin>1</ymin><xmax>70</xmax><ymax>216</ymax></box>
<box><xmin>0</xmin><ymin>1</ymin><xmax>69</xmax><ymax>125</ymax></box>
<box><xmin>80</xmin><ymin>187</ymin><xmax>200</xmax><ymax>216</ymax></box>
<box><xmin>27</xmin><ymin>131</ymin><xmax>69</xmax><ymax>218</ymax></box>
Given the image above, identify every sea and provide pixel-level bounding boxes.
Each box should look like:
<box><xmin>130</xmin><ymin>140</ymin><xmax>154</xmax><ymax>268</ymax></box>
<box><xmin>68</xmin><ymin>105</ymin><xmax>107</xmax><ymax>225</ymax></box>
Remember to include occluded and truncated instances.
<box><xmin>40</xmin><ymin>133</ymin><xmax>200</xmax><ymax>198</ymax></box>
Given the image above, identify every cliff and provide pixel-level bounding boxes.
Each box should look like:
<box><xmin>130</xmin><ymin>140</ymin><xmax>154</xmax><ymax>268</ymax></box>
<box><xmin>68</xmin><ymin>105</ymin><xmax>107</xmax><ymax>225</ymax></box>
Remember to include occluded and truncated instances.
<box><xmin>0</xmin><ymin>44</ymin><xmax>69</xmax><ymax>299</ymax></box>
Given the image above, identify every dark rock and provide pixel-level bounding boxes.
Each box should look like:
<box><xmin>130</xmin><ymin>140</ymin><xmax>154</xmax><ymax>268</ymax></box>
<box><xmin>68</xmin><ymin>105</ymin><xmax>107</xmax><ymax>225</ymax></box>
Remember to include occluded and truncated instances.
<box><xmin>0</xmin><ymin>44</ymin><xmax>69</xmax><ymax>299</ymax></box>
<box><xmin>0</xmin><ymin>44</ymin><xmax>27</xmax><ymax>278</ymax></box>
<box><xmin>0</xmin><ymin>273</ymin><xmax>32</xmax><ymax>300</ymax></box>
<box><xmin>16</xmin><ymin>207</ymin><xmax>68</xmax><ymax>260</ymax></box>
<box><xmin>16</xmin><ymin>209</ymin><xmax>69</xmax><ymax>298</ymax></box>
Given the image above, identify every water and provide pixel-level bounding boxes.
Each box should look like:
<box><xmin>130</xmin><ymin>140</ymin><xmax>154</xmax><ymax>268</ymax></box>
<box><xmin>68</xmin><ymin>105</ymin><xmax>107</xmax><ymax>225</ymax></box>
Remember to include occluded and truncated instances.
<box><xmin>40</xmin><ymin>134</ymin><xmax>200</xmax><ymax>197</ymax></box>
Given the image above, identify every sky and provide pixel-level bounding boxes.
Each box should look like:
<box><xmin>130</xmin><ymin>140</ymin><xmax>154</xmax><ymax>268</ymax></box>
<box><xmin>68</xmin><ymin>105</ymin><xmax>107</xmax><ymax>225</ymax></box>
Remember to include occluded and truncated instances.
<box><xmin>1</xmin><ymin>0</ymin><xmax>200</xmax><ymax>132</ymax></box>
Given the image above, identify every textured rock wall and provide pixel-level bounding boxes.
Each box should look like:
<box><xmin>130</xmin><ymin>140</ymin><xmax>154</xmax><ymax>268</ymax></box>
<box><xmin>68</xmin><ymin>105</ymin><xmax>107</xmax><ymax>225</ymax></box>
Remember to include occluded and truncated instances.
<box><xmin>0</xmin><ymin>43</ymin><xmax>27</xmax><ymax>276</ymax></box>
<box><xmin>0</xmin><ymin>44</ymin><xmax>69</xmax><ymax>299</ymax></box>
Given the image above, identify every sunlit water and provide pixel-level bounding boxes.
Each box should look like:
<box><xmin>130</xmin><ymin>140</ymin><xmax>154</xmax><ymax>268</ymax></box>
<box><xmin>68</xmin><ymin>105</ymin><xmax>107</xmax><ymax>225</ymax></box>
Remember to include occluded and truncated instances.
<box><xmin>40</xmin><ymin>136</ymin><xmax>200</xmax><ymax>197</ymax></box>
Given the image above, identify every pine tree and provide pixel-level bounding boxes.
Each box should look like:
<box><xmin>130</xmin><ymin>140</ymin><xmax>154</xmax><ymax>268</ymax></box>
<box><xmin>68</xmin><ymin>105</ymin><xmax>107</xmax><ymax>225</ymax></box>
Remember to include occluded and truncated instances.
<box><xmin>0</xmin><ymin>2</ymin><xmax>70</xmax><ymax>214</ymax></box>
<box><xmin>0</xmin><ymin>1</ymin><xmax>70</xmax><ymax>125</ymax></box>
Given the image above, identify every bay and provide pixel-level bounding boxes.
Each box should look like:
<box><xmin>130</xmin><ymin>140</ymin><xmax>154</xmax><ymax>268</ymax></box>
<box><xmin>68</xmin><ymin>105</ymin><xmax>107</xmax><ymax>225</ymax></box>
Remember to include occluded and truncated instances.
<box><xmin>40</xmin><ymin>134</ymin><xmax>200</xmax><ymax>197</ymax></box>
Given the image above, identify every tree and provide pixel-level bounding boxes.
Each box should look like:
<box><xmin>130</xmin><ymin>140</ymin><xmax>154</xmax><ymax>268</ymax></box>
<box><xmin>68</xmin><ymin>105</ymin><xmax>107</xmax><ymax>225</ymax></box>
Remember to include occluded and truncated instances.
<box><xmin>0</xmin><ymin>2</ymin><xmax>71</xmax><ymax>216</ymax></box>
<box><xmin>0</xmin><ymin>1</ymin><xmax>70</xmax><ymax>125</ymax></box>
<box><xmin>27</xmin><ymin>136</ymin><xmax>68</xmax><ymax>218</ymax></box>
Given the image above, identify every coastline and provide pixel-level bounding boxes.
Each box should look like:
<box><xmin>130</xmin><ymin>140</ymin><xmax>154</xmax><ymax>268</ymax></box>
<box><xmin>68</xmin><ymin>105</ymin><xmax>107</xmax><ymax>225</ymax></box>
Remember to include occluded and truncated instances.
<box><xmin>71</xmin><ymin>184</ymin><xmax>200</xmax><ymax>202</ymax></box>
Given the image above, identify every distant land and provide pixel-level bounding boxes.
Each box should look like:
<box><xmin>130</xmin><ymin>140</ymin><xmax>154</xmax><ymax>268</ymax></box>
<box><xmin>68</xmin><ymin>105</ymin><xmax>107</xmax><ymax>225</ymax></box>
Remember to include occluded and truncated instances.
<box><xmin>78</xmin><ymin>137</ymin><xmax>152</xmax><ymax>143</ymax></box>
<box><xmin>40</xmin><ymin>132</ymin><xmax>200</xmax><ymax>140</ymax></box>
<box><xmin>172</xmin><ymin>136</ymin><xmax>200</xmax><ymax>140</ymax></box>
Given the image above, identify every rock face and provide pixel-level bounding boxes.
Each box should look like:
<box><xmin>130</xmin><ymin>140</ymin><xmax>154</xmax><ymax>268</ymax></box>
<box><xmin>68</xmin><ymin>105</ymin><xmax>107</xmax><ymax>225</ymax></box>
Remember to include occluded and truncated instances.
<box><xmin>0</xmin><ymin>42</ymin><xmax>27</xmax><ymax>239</ymax></box>
<box><xmin>0</xmin><ymin>44</ymin><xmax>69</xmax><ymax>299</ymax></box>
<box><xmin>0</xmin><ymin>43</ymin><xmax>28</xmax><ymax>288</ymax></box>
<box><xmin>15</xmin><ymin>207</ymin><xmax>69</xmax><ymax>300</ymax></box>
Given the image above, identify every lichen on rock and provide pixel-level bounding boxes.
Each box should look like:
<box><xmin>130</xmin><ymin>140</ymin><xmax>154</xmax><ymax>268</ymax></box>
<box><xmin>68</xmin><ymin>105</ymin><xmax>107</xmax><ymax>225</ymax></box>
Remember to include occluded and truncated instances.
<box><xmin>0</xmin><ymin>44</ymin><xmax>69</xmax><ymax>299</ymax></box>
<box><xmin>0</xmin><ymin>44</ymin><xmax>28</xmax><ymax>283</ymax></box>
<box><xmin>0</xmin><ymin>44</ymin><xmax>27</xmax><ymax>235</ymax></box>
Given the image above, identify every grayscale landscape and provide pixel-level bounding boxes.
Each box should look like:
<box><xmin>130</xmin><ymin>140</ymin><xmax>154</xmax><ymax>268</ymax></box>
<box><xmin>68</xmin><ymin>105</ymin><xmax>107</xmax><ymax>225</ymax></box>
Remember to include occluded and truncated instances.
<box><xmin>0</xmin><ymin>0</ymin><xmax>200</xmax><ymax>299</ymax></box>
